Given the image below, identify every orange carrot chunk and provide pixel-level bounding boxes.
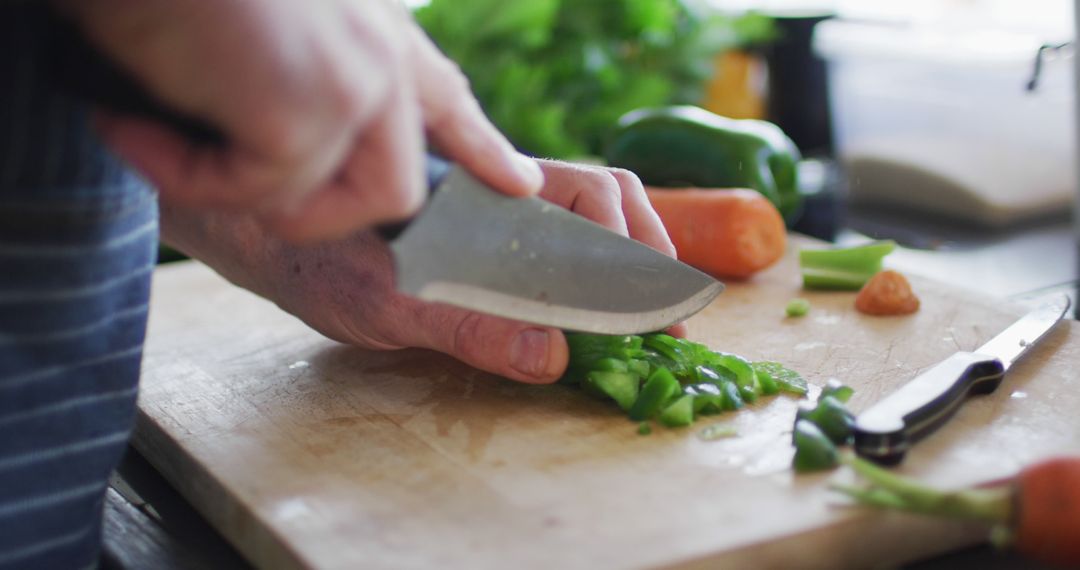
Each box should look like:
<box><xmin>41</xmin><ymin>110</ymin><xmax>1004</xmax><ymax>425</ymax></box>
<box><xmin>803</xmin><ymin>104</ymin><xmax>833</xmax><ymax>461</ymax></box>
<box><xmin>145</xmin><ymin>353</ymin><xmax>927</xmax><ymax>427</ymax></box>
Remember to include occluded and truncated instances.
<box><xmin>644</xmin><ymin>187</ymin><xmax>786</xmax><ymax>279</ymax></box>
<box><xmin>855</xmin><ymin>270</ymin><xmax>919</xmax><ymax>316</ymax></box>
<box><xmin>1013</xmin><ymin>458</ymin><xmax>1080</xmax><ymax>567</ymax></box>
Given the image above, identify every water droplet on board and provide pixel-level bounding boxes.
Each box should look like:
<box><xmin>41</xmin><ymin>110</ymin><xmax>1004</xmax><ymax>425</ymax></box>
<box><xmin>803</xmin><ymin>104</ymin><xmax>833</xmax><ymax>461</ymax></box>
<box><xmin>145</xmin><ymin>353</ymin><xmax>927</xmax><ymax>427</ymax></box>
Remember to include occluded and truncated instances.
<box><xmin>1010</xmin><ymin>391</ymin><xmax>1028</xmax><ymax>399</ymax></box>
<box><xmin>288</xmin><ymin>360</ymin><xmax>310</xmax><ymax>370</ymax></box>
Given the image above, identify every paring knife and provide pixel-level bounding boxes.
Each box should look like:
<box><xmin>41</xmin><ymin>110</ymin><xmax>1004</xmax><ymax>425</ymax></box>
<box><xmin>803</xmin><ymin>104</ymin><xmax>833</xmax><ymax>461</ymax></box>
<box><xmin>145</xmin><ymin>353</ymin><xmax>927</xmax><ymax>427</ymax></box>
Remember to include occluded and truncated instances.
<box><xmin>854</xmin><ymin>294</ymin><xmax>1071</xmax><ymax>465</ymax></box>
<box><xmin>54</xmin><ymin>23</ymin><xmax>725</xmax><ymax>334</ymax></box>
<box><xmin>383</xmin><ymin>156</ymin><xmax>724</xmax><ymax>334</ymax></box>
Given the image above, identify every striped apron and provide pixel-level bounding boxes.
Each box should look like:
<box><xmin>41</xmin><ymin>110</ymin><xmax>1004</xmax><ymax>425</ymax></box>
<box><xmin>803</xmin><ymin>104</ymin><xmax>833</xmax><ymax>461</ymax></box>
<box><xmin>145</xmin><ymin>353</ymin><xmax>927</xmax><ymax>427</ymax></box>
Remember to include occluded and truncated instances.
<box><xmin>1</xmin><ymin>4</ymin><xmax>158</xmax><ymax>568</ymax></box>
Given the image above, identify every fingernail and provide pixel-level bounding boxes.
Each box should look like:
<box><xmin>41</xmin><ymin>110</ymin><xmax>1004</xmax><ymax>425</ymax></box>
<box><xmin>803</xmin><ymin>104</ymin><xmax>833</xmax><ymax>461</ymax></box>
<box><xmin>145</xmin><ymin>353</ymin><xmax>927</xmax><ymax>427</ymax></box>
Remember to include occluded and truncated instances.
<box><xmin>513</xmin><ymin>154</ymin><xmax>544</xmax><ymax>194</ymax></box>
<box><xmin>510</xmin><ymin>328</ymin><xmax>550</xmax><ymax>378</ymax></box>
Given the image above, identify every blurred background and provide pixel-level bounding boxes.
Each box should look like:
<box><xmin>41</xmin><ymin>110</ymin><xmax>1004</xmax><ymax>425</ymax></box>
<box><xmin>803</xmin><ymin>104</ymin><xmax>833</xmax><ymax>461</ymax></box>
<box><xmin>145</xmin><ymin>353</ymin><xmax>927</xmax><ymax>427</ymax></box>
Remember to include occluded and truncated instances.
<box><xmin>401</xmin><ymin>0</ymin><xmax>1078</xmax><ymax>311</ymax></box>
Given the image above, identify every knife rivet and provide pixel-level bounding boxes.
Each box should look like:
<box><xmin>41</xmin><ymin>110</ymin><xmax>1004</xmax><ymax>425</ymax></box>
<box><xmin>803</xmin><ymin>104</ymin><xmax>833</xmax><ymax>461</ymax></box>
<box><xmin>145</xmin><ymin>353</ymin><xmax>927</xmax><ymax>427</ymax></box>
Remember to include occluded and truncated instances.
<box><xmin>1019</xmin><ymin>339</ymin><xmax>1028</xmax><ymax>347</ymax></box>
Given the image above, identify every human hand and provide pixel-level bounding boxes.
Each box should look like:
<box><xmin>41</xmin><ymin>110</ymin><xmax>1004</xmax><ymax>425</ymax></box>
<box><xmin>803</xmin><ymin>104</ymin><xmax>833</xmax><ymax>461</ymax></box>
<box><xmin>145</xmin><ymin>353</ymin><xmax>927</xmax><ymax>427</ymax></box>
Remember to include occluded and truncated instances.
<box><xmin>59</xmin><ymin>0</ymin><xmax>543</xmax><ymax>241</ymax></box>
<box><xmin>165</xmin><ymin>161</ymin><xmax>682</xmax><ymax>384</ymax></box>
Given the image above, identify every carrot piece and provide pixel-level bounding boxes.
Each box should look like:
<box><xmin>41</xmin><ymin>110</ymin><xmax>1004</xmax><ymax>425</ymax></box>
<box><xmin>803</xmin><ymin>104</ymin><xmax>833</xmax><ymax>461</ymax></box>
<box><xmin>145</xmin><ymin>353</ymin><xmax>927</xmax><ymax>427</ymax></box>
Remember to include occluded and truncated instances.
<box><xmin>855</xmin><ymin>270</ymin><xmax>919</xmax><ymax>316</ymax></box>
<box><xmin>1013</xmin><ymin>458</ymin><xmax>1080</xmax><ymax>567</ymax></box>
<box><xmin>644</xmin><ymin>187</ymin><xmax>786</xmax><ymax>279</ymax></box>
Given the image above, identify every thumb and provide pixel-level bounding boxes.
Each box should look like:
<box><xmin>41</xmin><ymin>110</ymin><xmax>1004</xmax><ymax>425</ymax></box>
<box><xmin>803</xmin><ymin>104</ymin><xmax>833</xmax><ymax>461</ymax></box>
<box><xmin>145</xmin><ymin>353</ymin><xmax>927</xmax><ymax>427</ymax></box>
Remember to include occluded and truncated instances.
<box><xmin>417</xmin><ymin>309</ymin><xmax>569</xmax><ymax>384</ymax></box>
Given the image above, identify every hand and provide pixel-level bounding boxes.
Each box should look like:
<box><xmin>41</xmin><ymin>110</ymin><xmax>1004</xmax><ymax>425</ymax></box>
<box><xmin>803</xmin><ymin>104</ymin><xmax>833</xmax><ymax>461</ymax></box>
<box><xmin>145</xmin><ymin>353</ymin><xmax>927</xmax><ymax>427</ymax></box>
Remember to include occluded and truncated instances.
<box><xmin>163</xmin><ymin>161</ymin><xmax>683</xmax><ymax>384</ymax></box>
<box><xmin>59</xmin><ymin>0</ymin><xmax>543</xmax><ymax>241</ymax></box>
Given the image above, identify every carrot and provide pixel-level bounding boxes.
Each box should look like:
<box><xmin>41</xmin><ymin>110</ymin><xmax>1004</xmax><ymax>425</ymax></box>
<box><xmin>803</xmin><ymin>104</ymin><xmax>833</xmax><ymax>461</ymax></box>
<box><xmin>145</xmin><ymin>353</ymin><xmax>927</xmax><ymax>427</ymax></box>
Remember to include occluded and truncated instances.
<box><xmin>855</xmin><ymin>269</ymin><xmax>920</xmax><ymax>316</ymax></box>
<box><xmin>1012</xmin><ymin>458</ymin><xmax>1080</xmax><ymax>567</ymax></box>
<box><xmin>833</xmin><ymin>454</ymin><xmax>1080</xmax><ymax>568</ymax></box>
<box><xmin>644</xmin><ymin>187</ymin><xmax>786</xmax><ymax>279</ymax></box>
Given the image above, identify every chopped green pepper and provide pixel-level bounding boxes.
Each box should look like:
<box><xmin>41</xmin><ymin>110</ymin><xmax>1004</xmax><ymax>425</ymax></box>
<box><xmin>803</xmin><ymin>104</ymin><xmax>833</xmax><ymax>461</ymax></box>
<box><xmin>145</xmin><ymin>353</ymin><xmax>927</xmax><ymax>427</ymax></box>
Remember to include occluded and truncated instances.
<box><xmin>793</xmin><ymin>419</ymin><xmax>839</xmax><ymax>473</ymax></box>
<box><xmin>796</xmin><ymin>396</ymin><xmax>854</xmax><ymax>445</ymax></box>
<box><xmin>637</xmin><ymin>422</ymin><xmax>652</xmax><ymax>436</ymax></box>
<box><xmin>785</xmin><ymin>298</ymin><xmax>811</xmax><ymax>318</ymax></box>
<box><xmin>820</xmin><ymin>378</ymin><xmax>855</xmax><ymax>403</ymax></box>
<box><xmin>659</xmin><ymin>394</ymin><xmax>695</xmax><ymax>428</ymax></box>
<box><xmin>584</xmin><ymin>371</ymin><xmax>640</xmax><ymax>412</ymax></box>
<box><xmin>698</xmin><ymin>423</ymin><xmax>738</xmax><ymax>441</ymax></box>
<box><xmin>799</xmin><ymin>240</ymin><xmax>897</xmax><ymax>290</ymax></box>
<box><xmin>560</xmin><ymin>332</ymin><xmax>805</xmax><ymax>431</ymax></box>
<box><xmin>628</xmin><ymin>368</ymin><xmax>680</xmax><ymax>421</ymax></box>
<box><xmin>752</xmin><ymin>362</ymin><xmax>809</xmax><ymax>396</ymax></box>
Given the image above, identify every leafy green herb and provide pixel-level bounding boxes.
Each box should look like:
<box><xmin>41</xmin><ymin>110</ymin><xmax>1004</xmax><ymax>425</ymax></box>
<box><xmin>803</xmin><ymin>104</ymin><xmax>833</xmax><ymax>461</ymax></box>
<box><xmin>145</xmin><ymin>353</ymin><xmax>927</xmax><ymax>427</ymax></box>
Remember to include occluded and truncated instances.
<box><xmin>414</xmin><ymin>0</ymin><xmax>775</xmax><ymax>158</ymax></box>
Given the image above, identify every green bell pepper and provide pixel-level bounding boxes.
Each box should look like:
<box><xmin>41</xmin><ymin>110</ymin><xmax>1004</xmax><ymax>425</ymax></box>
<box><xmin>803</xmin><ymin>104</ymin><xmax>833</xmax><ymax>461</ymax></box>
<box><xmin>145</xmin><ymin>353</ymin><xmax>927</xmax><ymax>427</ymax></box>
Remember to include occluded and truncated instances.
<box><xmin>604</xmin><ymin>105</ymin><xmax>802</xmax><ymax>221</ymax></box>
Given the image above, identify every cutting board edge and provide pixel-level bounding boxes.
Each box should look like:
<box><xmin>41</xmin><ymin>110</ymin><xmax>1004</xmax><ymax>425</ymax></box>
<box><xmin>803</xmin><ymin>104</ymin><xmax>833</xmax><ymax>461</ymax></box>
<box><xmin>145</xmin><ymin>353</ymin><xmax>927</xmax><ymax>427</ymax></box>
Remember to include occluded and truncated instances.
<box><xmin>132</xmin><ymin>408</ymin><xmax>310</xmax><ymax>570</ymax></box>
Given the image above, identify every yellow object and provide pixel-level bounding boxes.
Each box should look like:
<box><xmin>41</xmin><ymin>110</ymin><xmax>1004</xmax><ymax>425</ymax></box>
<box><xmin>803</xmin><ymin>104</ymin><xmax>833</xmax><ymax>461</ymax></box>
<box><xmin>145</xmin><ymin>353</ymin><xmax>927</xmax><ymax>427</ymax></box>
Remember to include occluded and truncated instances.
<box><xmin>701</xmin><ymin>50</ymin><xmax>766</xmax><ymax>120</ymax></box>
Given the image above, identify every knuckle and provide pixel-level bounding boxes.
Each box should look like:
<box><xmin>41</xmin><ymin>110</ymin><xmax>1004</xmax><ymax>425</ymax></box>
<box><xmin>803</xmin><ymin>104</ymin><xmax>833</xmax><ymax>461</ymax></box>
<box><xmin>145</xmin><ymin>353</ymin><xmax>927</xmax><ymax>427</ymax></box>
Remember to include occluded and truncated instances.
<box><xmin>607</xmin><ymin>167</ymin><xmax>645</xmax><ymax>195</ymax></box>
<box><xmin>452</xmin><ymin>312</ymin><xmax>486</xmax><ymax>361</ymax></box>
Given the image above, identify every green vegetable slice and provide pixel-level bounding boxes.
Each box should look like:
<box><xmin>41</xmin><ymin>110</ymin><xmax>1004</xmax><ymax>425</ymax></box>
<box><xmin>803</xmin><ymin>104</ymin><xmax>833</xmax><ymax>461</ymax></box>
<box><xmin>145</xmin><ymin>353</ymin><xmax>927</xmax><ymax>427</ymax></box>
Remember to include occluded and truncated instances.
<box><xmin>793</xmin><ymin>419</ymin><xmax>838</xmax><ymax>473</ymax></box>
<box><xmin>584</xmin><ymin>370</ymin><xmax>640</xmax><ymax>412</ymax></box>
<box><xmin>820</xmin><ymin>378</ymin><xmax>854</xmax><ymax>403</ymax></box>
<box><xmin>796</xmin><ymin>396</ymin><xmax>854</xmax><ymax>445</ymax></box>
<box><xmin>698</xmin><ymin>423</ymin><xmax>738</xmax><ymax>441</ymax></box>
<box><xmin>629</xmin><ymin>368</ymin><xmax>680</xmax><ymax>421</ymax></box>
<box><xmin>659</xmin><ymin>394</ymin><xmax>695</xmax><ymax>427</ymax></box>
<box><xmin>799</xmin><ymin>240</ymin><xmax>897</xmax><ymax>290</ymax></box>
<box><xmin>785</xmin><ymin>298</ymin><xmax>811</xmax><ymax>317</ymax></box>
<box><xmin>752</xmin><ymin>361</ymin><xmax>809</xmax><ymax>396</ymax></box>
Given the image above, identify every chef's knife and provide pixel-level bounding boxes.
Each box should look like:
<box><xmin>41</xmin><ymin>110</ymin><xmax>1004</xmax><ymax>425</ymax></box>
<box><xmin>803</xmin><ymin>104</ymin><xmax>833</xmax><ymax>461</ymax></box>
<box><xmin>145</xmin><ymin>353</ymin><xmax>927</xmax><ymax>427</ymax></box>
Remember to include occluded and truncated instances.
<box><xmin>853</xmin><ymin>294</ymin><xmax>1071</xmax><ymax>465</ymax></box>
<box><xmin>53</xmin><ymin>20</ymin><xmax>724</xmax><ymax>334</ymax></box>
<box><xmin>386</xmin><ymin>156</ymin><xmax>724</xmax><ymax>334</ymax></box>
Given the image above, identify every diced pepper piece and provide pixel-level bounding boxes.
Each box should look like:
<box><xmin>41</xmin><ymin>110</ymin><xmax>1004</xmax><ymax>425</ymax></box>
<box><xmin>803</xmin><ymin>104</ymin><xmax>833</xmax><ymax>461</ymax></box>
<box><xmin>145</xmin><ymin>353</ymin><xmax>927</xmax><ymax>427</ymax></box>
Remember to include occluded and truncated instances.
<box><xmin>585</xmin><ymin>371</ymin><xmax>640</xmax><ymax>412</ymax></box>
<box><xmin>793</xmin><ymin>419</ymin><xmax>839</xmax><ymax>473</ymax></box>
<box><xmin>756</xmin><ymin>369</ymin><xmax>779</xmax><ymax>395</ymax></box>
<box><xmin>642</xmin><ymin>334</ymin><xmax>685</xmax><ymax>364</ymax></box>
<box><xmin>820</xmin><ymin>378</ymin><xmax>854</xmax><ymax>403</ymax></box>
<box><xmin>785</xmin><ymin>298</ymin><xmax>811</xmax><ymax>317</ymax></box>
<box><xmin>627</xmin><ymin>359</ymin><xmax>650</xmax><ymax>379</ymax></box>
<box><xmin>637</xmin><ymin>422</ymin><xmax>652</xmax><ymax>436</ymax></box>
<box><xmin>659</xmin><ymin>394</ymin><xmax>695</xmax><ymax>427</ymax></box>
<box><xmin>629</xmin><ymin>368</ymin><xmax>681</xmax><ymax>421</ymax></box>
<box><xmin>713</xmin><ymin>353</ymin><xmax>759</xmax><ymax>399</ymax></box>
<box><xmin>799</xmin><ymin>240</ymin><xmax>897</xmax><ymax>290</ymax></box>
<box><xmin>753</xmin><ymin>361</ymin><xmax>809</xmax><ymax>396</ymax></box>
<box><xmin>563</xmin><ymin>334</ymin><xmax>642</xmax><ymax>382</ymax></box>
<box><xmin>591</xmin><ymin>358</ymin><xmax>629</xmax><ymax>373</ymax></box>
<box><xmin>796</xmin><ymin>396</ymin><xmax>854</xmax><ymax>445</ymax></box>
<box><xmin>718</xmin><ymin>380</ymin><xmax>744</xmax><ymax>411</ymax></box>
<box><xmin>698</xmin><ymin>423</ymin><xmax>738</xmax><ymax>441</ymax></box>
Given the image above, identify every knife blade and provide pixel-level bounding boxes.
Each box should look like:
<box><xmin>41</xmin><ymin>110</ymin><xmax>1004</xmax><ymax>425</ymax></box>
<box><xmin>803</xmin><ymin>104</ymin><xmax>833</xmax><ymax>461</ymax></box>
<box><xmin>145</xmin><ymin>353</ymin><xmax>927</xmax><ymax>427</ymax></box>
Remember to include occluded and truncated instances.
<box><xmin>853</xmin><ymin>294</ymin><xmax>1071</xmax><ymax>465</ymax></box>
<box><xmin>385</xmin><ymin>158</ymin><xmax>724</xmax><ymax>335</ymax></box>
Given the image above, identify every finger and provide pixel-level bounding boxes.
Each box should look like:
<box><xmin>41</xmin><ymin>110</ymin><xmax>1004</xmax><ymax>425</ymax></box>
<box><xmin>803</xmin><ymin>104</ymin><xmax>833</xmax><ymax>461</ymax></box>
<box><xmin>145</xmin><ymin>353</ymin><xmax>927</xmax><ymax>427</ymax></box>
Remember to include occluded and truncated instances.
<box><xmin>408</xmin><ymin>26</ymin><xmax>543</xmax><ymax>197</ymax></box>
<box><xmin>403</xmin><ymin>304</ymin><xmax>569</xmax><ymax>384</ymax></box>
<box><xmin>607</xmin><ymin>168</ymin><xmax>677</xmax><ymax>258</ymax></box>
<box><xmin>264</xmin><ymin>77</ymin><xmax>426</xmax><ymax>242</ymax></box>
<box><xmin>535</xmin><ymin>161</ymin><xmax>629</xmax><ymax>237</ymax></box>
<box><xmin>665</xmin><ymin>322</ymin><xmax>689</xmax><ymax>338</ymax></box>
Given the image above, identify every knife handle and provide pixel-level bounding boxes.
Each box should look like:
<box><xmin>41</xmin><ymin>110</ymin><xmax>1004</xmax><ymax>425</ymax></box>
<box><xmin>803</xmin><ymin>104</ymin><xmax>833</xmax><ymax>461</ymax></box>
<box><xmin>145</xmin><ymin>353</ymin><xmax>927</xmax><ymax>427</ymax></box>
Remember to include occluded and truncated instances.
<box><xmin>853</xmin><ymin>351</ymin><xmax>1005</xmax><ymax>465</ymax></box>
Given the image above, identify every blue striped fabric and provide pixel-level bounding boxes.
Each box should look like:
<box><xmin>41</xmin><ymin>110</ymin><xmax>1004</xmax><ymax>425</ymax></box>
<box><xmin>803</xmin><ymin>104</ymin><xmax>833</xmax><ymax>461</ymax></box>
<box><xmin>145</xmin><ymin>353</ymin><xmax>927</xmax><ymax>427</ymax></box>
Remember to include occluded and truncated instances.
<box><xmin>1</xmin><ymin>4</ymin><xmax>158</xmax><ymax>568</ymax></box>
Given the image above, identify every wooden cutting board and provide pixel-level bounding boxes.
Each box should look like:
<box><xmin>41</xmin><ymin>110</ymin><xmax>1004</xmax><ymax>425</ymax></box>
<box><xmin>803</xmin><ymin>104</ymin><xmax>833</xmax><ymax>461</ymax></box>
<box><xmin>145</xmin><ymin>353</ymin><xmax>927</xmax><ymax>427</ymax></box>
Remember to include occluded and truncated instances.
<box><xmin>135</xmin><ymin>238</ymin><xmax>1080</xmax><ymax>569</ymax></box>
